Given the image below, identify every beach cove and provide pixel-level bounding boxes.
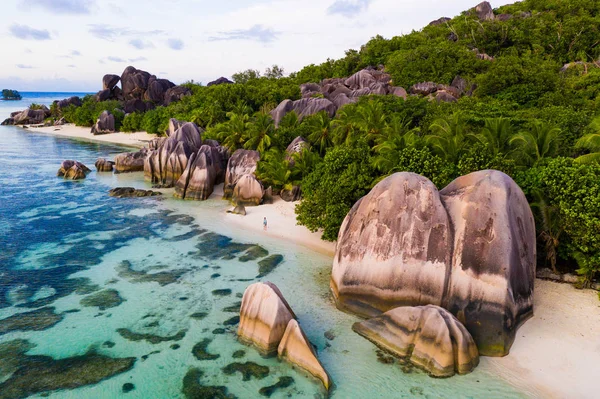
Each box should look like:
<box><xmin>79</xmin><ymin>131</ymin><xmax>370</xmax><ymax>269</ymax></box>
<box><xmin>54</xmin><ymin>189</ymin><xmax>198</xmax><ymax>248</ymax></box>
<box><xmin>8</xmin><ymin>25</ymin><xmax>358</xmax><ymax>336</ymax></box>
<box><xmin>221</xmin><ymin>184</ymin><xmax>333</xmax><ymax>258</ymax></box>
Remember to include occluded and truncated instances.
<box><xmin>0</xmin><ymin>121</ymin><xmax>598</xmax><ymax>399</ymax></box>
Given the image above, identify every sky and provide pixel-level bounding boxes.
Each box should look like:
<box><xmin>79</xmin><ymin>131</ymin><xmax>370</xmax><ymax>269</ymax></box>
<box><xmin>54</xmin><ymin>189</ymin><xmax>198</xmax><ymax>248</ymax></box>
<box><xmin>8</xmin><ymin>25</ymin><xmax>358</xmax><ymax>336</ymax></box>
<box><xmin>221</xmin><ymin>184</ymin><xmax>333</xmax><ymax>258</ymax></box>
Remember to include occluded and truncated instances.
<box><xmin>0</xmin><ymin>0</ymin><xmax>515</xmax><ymax>92</ymax></box>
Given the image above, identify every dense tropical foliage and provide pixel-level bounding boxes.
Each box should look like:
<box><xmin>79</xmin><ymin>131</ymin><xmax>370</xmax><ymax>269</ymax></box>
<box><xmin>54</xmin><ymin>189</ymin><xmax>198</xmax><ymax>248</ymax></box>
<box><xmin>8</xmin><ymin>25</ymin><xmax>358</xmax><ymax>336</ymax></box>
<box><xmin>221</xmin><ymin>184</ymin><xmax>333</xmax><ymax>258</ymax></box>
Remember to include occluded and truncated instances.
<box><xmin>2</xmin><ymin>89</ymin><xmax>22</xmax><ymax>100</ymax></box>
<box><xmin>54</xmin><ymin>0</ymin><xmax>600</xmax><ymax>283</ymax></box>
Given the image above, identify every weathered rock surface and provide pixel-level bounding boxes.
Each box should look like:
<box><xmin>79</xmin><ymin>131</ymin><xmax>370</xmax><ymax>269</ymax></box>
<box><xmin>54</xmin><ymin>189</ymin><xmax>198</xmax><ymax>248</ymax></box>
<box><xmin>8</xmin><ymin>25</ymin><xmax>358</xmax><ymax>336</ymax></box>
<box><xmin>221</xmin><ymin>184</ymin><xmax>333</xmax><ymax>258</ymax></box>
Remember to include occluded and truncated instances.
<box><xmin>332</xmin><ymin>170</ymin><xmax>536</xmax><ymax>356</ymax></box>
<box><xmin>278</xmin><ymin>319</ymin><xmax>331</xmax><ymax>390</ymax></box>
<box><xmin>114</xmin><ymin>149</ymin><xmax>148</xmax><ymax>173</ymax></box>
<box><xmin>280</xmin><ymin>186</ymin><xmax>301</xmax><ymax>202</ymax></box>
<box><xmin>108</xmin><ymin>187</ymin><xmax>162</xmax><ymax>198</ymax></box>
<box><xmin>233</xmin><ymin>174</ymin><xmax>263</xmax><ymax>206</ymax></box>
<box><xmin>55</xmin><ymin>96</ymin><xmax>82</xmax><ymax>109</ymax></box>
<box><xmin>353</xmin><ymin>305</ymin><xmax>479</xmax><ymax>377</ymax></box>
<box><xmin>429</xmin><ymin>17</ymin><xmax>451</xmax><ymax>26</ymax></box>
<box><xmin>91</xmin><ymin>111</ymin><xmax>115</xmax><ymax>135</ymax></box>
<box><xmin>439</xmin><ymin>170</ymin><xmax>535</xmax><ymax>356</ymax></box>
<box><xmin>174</xmin><ymin>146</ymin><xmax>219</xmax><ymax>200</ymax></box>
<box><xmin>119</xmin><ymin>65</ymin><xmax>190</xmax><ymax>106</ymax></box>
<box><xmin>207</xmin><ymin>77</ymin><xmax>233</xmax><ymax>86</ymax></box>
<box><xmin>95</xmin><ymin>158</ymin><xmax>114</xmax><ymax>172</ymax></box>
<box><xmin>238</xmin><ymin>282</ymin><xmax>296</xmax><ymax>355</ymax></box>
<box><xmin>227</xmin><ymin>204</ymin><xmax>247</xmax><ymax>216</ymax></box>
<box><xmin>103</xmin><ymin>74</ymin><xmax>121</xmax><ymax>90</ymax></box>
<box><xmin>12</xmin><ymin>108</ymin><xmax>50</xmax><ymax>125</ymax></box>
<box><xmin>57</xmin><ymin>160</ymin><xmax>91</xmax><ymax>180</ymax></box>
<box><xmin>144</xmin><ymin>122</ymin><xmax>203</xmax><ymax>186</ymax></box>
<box><xmin>472</xmin><ymin>1</ymin><xmax>495</xmax><ymax>21</ymax></box>
<box><xmin>224</xmin><ymin>149</ymin><xmax>260</xmax><ymax>198</ymax></box>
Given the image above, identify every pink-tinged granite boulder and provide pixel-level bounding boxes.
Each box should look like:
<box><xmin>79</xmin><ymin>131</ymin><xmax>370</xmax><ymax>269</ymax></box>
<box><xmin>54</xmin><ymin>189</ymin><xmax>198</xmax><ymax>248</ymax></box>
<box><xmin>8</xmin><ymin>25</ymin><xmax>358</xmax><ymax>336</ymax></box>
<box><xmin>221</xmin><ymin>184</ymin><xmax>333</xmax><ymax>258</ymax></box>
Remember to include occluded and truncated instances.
<box><xmin>95</xmin><ymin>158</ymin><xmax>114</xmax><ymax>172</ymax></box>
<box><xmin>238</xmin><ymin>282</ymin><xmax>296</xmax><ymax>355</ymax></box>
<box><xmin>353</xmin><ymin>305</ymin><xmax>479</xmax><ymax>377</ymax></box>
<box><xmin>114</xmin><ymin>149</ymin><xmax>148</xmax><ymax>173</ymax></box>
<box><xmin>224</xmin><ymin>149</ymin><xmax>260</xmax><ymax>199</ymax></box>
<box><xmin>91</xmin><ymin>111</ymin><xmax>115</xmax><ymax>135</ymax></box>
<box><xmin>174</xmin><ymin>146</ymin><xmax>217</xmax><ymax>200</ymax></box>
<box><xmin>232</xmin><ymin>174</ymin><xmax>264</xmax><ymax>206</ymax></box>
<box><xmin>472</xmin><ymin>1</ymin><xmax>495</xmax><ymax>21</ymax></box>
<box><xmin>332</xmin><ymin>170</ymin><xmax>536</xmax><ymax>356</ymax></box>
<box><xmin>439</xmin><ymin>170</ymin><xmax>535</xmax><ymax>356</ymax></box>
<box><xmin>278</xmin><ymin>319</ymin><xmax>332</xmax><ymax>390</ymax></box>
<box><xmin>332</xmin><ymin>172</ymin><xmax>452</xmax><ymax>317</ymax></box>
<box><xmin>57</xmin><ymin>160</ymin><xmax>91</xmax><ymax>180</ymax></box>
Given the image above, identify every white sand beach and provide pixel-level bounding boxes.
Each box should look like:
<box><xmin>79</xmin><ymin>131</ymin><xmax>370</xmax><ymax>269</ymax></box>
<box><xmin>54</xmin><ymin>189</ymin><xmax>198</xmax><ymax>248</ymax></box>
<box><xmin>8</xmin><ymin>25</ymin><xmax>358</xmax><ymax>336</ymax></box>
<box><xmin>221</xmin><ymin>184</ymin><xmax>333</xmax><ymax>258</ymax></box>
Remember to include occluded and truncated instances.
<box><xmin>23</xmin><ymin>124</ymin><xmax>155</xmax><ymax>149</ymax></box>
<box><xmin>26</xmin><ymin>124</ymin><xmax>600</xmax><ymax>399</ymax></box>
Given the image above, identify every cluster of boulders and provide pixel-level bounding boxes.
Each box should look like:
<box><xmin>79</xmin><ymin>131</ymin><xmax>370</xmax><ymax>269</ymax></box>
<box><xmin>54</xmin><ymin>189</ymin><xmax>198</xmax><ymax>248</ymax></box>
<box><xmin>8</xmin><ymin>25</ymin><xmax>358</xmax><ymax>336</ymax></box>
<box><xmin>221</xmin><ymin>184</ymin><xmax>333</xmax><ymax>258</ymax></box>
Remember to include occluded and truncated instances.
<box><xmin>94</xmin><ymin>66</ymin><xmax>191</xmax><ymax>113</ymax></box>
<box><xmin>2</xmin><ymin>106</ymin><xmax>51</xmax><ymax>126</ymax></box>
<box><xmin>57</xmin><ymin>160</ymin><xmax>90</xmax><ymax>180</ymax></box>
<box><xmin>224</xmin><ymin>149</ymin><xmax>263</xmax><ymax>205</ymax></box>
<box><xmin>331</xmin><ymin>170</ymin><xmax>536</xmax><ymax>375</ymax></box>
<box><xmin>91</xmin><ymin>111</ymin><xmax>115</xmax><ymax>135</ymax></box>
<box><xmin>238</xmin><ymin>282</ymin><xmax>331</xmax><ymax>390</ymax></box>
<box><xmin>207</xmin><ymin>77</ymin><xmax>233</xmax><ymax>87</ymax></box>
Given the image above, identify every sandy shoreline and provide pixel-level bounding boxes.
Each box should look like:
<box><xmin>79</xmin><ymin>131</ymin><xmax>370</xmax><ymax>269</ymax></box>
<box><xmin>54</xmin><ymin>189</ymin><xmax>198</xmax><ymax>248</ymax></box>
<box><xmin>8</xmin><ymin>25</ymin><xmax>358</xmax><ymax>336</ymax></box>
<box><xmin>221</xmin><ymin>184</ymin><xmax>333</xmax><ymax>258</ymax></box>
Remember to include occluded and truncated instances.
<box><xmin>22</xmin><ymin>124</ymin><xmax>156</xmax><ymax>149</ymax></box>
<box><xmin>22</xmin><ymin>123</ymin><xmax>600</xmax><ymax>398</ymax></box>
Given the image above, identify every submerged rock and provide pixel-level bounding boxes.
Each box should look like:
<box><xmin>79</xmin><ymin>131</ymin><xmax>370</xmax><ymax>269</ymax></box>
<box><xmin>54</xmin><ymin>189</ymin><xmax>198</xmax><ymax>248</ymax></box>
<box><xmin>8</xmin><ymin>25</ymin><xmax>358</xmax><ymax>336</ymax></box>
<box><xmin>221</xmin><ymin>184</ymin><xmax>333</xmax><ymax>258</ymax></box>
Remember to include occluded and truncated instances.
<box><xmin>57</xmin><ymin>160</ymin><xmax>91</xmax><ymax>180</ymax></box>
<box><xmin>222</xmin><ymin>362</ymin><xmax>269</xmax><ymax>381</ymax></box>
<box><xmin>353</xmin><ymin>305</ymin><xmax>479</xmax><ymax>377</ymax></box>
<box><xmin>237</xmin><ymin>282</ymin><xmax>296</xmax><ymax>355</ymax></box>
<box><xmin>259</xmin><ymin>376</ymin><xmax>294</xmax><ymax>397</ymax></box>
<box><xmin>278</xmin><ymin>319</ymin><xmax>331</xmax><ymax>390</ymax></box>
<box><xmin>182</xmin><ymin>368</ymin><xmax>235</xmax><ymax>399</ymax></box>
<box><xmin>0</xmin><ymin>307</ymin><xmax>64</xmax><ymax>335</ymax></box>
<box><xmin>192</xmin><ymin>338</ymin><xmax>220</xmax><ymax>360</ymax></box>
<box><xmin>332</xmin><ymin>170</ymin><xmax>536</xmax><ymax>356</ymax></box>
<box><xmin>257</xmin><ymin>255</ymin><xmax>284</xmax><ymax>277</ymax></box>
<box><xmin>95</xmin><ymin>158</ymin><xmax>114</xmax><ymax>172</ymax></box>
<box><xmin>109</xmin><ymin>187</ymin><xmax>162</xmax><ymax>198</ymax></box>
<box><xmin>117</xmin><ymin>328</ymin><xmax>186</xmax><ymax>344</ymax></box>
<box><xmin>80</xmin><ymin>289</ymin><xmax>124</xmax><ymax>310</ymax></box>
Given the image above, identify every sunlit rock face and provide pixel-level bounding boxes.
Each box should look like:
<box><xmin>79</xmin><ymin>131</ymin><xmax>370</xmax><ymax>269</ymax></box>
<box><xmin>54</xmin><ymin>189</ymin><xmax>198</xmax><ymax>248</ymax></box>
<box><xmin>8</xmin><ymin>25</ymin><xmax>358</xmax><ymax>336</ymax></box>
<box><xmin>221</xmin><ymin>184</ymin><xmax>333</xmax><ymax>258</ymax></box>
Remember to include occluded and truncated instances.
<box><xmin>174</xmin><ymin>146</ymin><xmax>219</xmax><ymax>201</ymax></box>
<box><xmin>232</xmin><ymin>174</ymin><xmax>264</xmax><ymax>206</ymax></box>
<box><xmin>114</xmin><ymin>149</ymin><xmax>148</xmax><ymax>173</ymax></box>
<box><xmin>57</xmin><ymin>160</ymin><xmax>91</xmax><ymax>180</ymax></box>
<box><xmin>332</xmin><ymin>170</ymin><xmax>536</xmax><ymax>356</ymax></box>
<box><xmin>278</xmin><ymin>319</ymin><xmax>331</xmax><ymax>390</ymax></box>
<box><xmin>332</xmin><ymin>172</ymin><xmax>453</xmax><ymax>317</ymax></box>
<box><xmin>223</xmin><ymin>149</ymin><xmax>260</xmax><ymax>199</ymax></box>
<box><xmin>353</xmin><ymin>305</ymin><xmax>479</xmax><ymax>377</ymax></box>
<box><xmin>237</xmin><ymin>282</ymin><xmax>296</xmax><ymax>355</ymax></box>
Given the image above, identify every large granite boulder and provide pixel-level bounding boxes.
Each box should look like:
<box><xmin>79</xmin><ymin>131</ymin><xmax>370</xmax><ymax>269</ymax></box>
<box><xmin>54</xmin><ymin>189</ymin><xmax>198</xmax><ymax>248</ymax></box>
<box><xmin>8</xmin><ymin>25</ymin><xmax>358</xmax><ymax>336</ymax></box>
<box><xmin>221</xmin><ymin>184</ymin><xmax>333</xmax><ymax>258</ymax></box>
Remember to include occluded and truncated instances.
<box><xmin>174</xmin><ymin>145</ymin><xmax>220</xmax><ymax>200</ymax></box>
<box><xmin>353</xmin><ymin>305</ymin><xmax>479</xmax><ymax>377</ymax></box>
<box><xmin>164</xmin><ymin>85</ymin><xmax>191</xmax><ymax>105</ymax></box>
<box><xmin>224</xmin><ymin>149</ymin><xmax>260</xmax><ymax>198</ymax></box>
<box><xmin>280</xmin><ymin>186</ymin><xmax>301</xmax><ymax>202</ymax></box>
<box><xmin>121</xmin><ymin>66</ymin><xmax>151</xmax><ymax>101</ymax></box>
<box><xmin>57</xmin><ymin>160</ymin><xmax>91</xmax><ymax>180</ymax></box>
<box><xmin>103</xmin><ymin>74</ymin><xmax>121</xmax><ymax>90</ymax></box>
<box><xmin>410</xmin><ymin>82</ymin><xmax>439</xmax><ymax>96</ymax></box>
<box><xmin>472</xmin><ymin>1</ymin><xmax>495</xmax><ymax>21</ymax></box>
<box><xmin>1</xmin><ymin>118</ymin><xmax>14</xmax><ymax>125</ymax></box>
<box><xmin>114</xmin><ymin>149</ymin><xmax>148</xmax><ymax>173</ymax></box>
<box><xmin>439</xmin><ymin>170</ymin><xmax>535</xmax><ymax>356</ymax></box>
<box><xmin>95</xmin><ymin>89</ymin><xmax>111</xmax><ymax>102</ymax></box>
<box><xmin>271</xmin><ymin>98</ymin><xmax>336</xmax><ymax>127</ymax></box>
<box><xmin>332</xmin><ymin>172</ymin><xmax>452</xmax><ymax>316</ymax></box>
<box><xmin>55</xmin><ymin>96</ymin><xmax>82</xmax><ymax>109</ymax></box>
<box><xmin>389</xmin><ymin>86</ymin><xmax>408</xmax><ymax>99</ymax></box>
<box><xmin>13</xmin><ymin>108</ymin><xmax>50</xmax><ymax>125</ymax></box>
<box><xmin>95</xmin><ymin>158</ymin><xmax>114</xmax><ymax>172</ymax></box>
<box><xmin>144</xmin><ymin>77</ymin><xmax>175</xmax><ymax>103</ymax></box>
<box><xmin>429</xmin><ymin>17</ymin><xmax>451</xmax><ymax>26</ymax></box>
<box><xmin>166</xmin><ymin>118</ymin><xmax>185</xmax><ymax>137</ymax></box>
<box><xmin>124</xmin><ymin>99</ymin><xmax>147</xmax><ymax>114</ymax></box>
<box><xmin>332</xmin><ymin>170</ymin><xmax>536</xmax><ymax>356</ymax></box>
<box><xmin>278</xmin><ymin>319</ymin><xmax>331</xmax><ymax>390</ymax></box>
<box><xmin>232</xmin><ymin>174</ymin><xmax>263</xmax><ymax>206</ymax></box>
<box><xmin>144</xmin><ymin>122</ymin><xmax>203</xmax><ymax>186</ymax></box>
<box><xmin>238</xmin><ymin>282</ymin><xmax>296</xmax><ymax>355</ymax></box>
<box><xmin>207</xmin><ymin>77</ymin><xmax>233</xmax><ymax>86</ymax></box>
<box><xmin>91</xmin><ymin>111</ymin><xmax>115</xmax><ymax>135</ymax></box>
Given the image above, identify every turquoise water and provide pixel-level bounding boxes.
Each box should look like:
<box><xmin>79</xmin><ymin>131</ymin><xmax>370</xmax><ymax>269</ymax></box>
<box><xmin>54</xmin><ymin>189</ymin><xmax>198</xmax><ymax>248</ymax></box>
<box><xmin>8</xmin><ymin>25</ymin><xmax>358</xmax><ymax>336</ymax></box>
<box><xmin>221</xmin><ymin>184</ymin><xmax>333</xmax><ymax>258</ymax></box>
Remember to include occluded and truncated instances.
<box><xmin>0</xmin><ymin>96</ymin><xmax>532</xmax><ymax>399</ymax></box>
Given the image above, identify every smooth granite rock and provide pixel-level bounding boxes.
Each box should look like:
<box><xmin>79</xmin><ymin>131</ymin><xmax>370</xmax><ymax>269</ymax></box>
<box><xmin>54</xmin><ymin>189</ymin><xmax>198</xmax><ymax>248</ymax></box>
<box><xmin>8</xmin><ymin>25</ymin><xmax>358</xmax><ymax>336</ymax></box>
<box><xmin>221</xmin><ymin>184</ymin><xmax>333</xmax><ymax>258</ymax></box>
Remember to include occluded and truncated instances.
<box><xmin>353</xmin><ymin>305</ymin><xmax>479</xmax><ymax>377</ymax></box>
<box><xmin>91</xmin><ymin>111</ymin><xmax>115</xmax><ymax>135</ymax></box>
<box><xmin>57</xmin><ymin>160</ymin><xmax>91</xmax><ymax>180</ymax></box>
<box><xmin>232</xmin><ymin>174</ymin><xmax>263</xmax><ymax>206</ymax></box>
<box><xmin>224</xmin><ymin>149</ymin><xmax>260</xmax><ymax>199</ymax></box>
<box><xmin>237</xmin><ymin>282</ymin><xmax>296</xmax><ymax>355</ymax></box>
<box><xmin>95</xmin><ymin>158</ymin><xmax>115</xmax><ymax>172</ymax></box>
<box><xmin>114</xmin><ymin>149</ymin><xmax>148</xmax><ymax>173</ymax></box>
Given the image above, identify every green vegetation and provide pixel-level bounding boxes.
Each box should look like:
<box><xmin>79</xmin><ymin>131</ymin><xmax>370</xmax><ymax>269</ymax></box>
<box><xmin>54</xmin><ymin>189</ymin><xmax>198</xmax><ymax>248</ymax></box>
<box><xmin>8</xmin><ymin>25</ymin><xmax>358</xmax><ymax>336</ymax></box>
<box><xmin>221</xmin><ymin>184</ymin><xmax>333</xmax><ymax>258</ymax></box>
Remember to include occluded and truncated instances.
<box><xmin>49</xmin><ymin>0</ymin><xmax>600</xmax><ymax>283</ymax></box>
<box><xmin>2</xmin><ymin>89</ymin><xmax>21</xmax><ymax>100</ymax></box>
<box><xmin>62</xmin><ymin>95</ymin><xmax>124</xmax><ymax>130</ymax></box>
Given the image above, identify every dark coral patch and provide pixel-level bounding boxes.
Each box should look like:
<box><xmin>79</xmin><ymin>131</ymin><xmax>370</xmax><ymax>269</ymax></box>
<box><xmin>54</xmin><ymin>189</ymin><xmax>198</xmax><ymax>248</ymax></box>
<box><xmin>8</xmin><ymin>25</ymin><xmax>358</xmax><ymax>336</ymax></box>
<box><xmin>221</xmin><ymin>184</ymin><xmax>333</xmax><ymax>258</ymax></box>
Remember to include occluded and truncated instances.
<box><xmin>80</xmin><ymin>289</ymin><xmax>124</xmax><ymax>310</ymax></box>
<box><xmin>117</xmin><ymin>328</ymin><xmax>186</xmax><ymax>344</ymax></box>
<box><xmin>192</xmin><ymin>338</ymin><xmax>220</xmax><ymax>361</ymax></box>
<box><xmin>259</xmin><ymin>376</ymin><xmax>295</xmax><ymax>397</ymax></box>
<box><xmin>257</xmin><ymin>255</ymin><xmax>284</xmax><ymax>278</ymax></box>
<box><xmin>222</xmin><ymin>362</ymin><xmax>269</xmax><ymax>381</ymax></box>
<box><xmin>0</xmin><ymin>307</ymin><xmax>64</xmax><ymax>335</ymax></box>
<box><xmin>182</xmin><ymin>368</ymin><xmax>236</xmax><ymax>399</ymax></box>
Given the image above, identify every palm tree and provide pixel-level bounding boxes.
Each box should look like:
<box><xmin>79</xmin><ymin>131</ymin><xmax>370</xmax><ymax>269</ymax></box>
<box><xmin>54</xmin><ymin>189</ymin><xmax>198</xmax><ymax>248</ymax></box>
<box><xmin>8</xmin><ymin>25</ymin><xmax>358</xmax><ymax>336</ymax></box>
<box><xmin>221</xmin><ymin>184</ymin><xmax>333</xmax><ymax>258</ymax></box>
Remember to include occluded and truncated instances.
<box><xmin>353</xmin><ymin>100</ymin><xmax>387</xmax><ymax>143</ymax></box>
<box><xmin>243</xmin><ymin>112</ymin><xmax>275</xmax><ymax>154</ymax></box>
<box><xmin>530</xmin><ymin>190</ymin><xmax>563</xmax><ymax>274</ymax></box>
<box><xmin>306</xmin><ymin>111</ymin><xmax>334</xmax><ymax>155</ymax></box>
<box><xmin>215</xmin><ymin>112</ymin><xmax>250</xmax><ymax>152</ymax></box>
<box><xmin>255</xmin><ymin>149</ymin><xmax>293</xmax><ymax>191</ymax></box>
<box><xmin>291</xmin><ymin>148</ymin><xmax>322</xmax><ymax>181</ymax></box>
<box><xmin>574</xmin><ymin>116</ymin><xmax>600</xmax><ymax>164</ymax></box>
<box><xmin>473</xmin><ymin>117</ymin><xmax>515</xmax><ymax>157</ymax></box>
<box><xmin>371</xmin><ymin>117</ymin><xmax>420</xmax><ymax>173</ymax></box>
<box><xmin>230</xmin><ymin>101</ymin><xmax>253</xmax><ymax>116</ymax></box>
<box><xmin>331</xmin><ymin>106</ymin><xmax>359</xmax><ymax>146</ymax></box>
<box><xmin>426</xmin><ymin>113</ymin><xmax>472</xmax><ymax>164</ymax></box>
<box><xmin>509</xmin><ymin>121</ymin><xmax>561</xmax><ymax>167</ymax></box>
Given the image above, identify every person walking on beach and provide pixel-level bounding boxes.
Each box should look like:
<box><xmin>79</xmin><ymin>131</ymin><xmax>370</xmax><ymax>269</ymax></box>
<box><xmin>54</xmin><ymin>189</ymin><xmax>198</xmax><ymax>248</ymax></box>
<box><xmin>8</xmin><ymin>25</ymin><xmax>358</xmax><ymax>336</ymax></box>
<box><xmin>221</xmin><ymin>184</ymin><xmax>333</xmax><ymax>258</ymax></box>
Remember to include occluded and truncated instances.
<box><xmin>263</xmin><ymin>217</ymin><xmax>268</xmax><ymax>231</ymax></box>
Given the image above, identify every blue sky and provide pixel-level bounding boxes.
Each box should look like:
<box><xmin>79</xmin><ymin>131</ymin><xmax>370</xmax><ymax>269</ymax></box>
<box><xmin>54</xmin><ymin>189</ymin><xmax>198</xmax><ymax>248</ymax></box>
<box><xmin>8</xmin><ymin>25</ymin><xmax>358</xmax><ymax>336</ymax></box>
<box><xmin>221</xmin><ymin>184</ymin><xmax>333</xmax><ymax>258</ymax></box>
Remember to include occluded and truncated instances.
<box><xmin>0</xmin><ymin>0</ymin><xmax>514</xmax><ymax>91</ymax></box>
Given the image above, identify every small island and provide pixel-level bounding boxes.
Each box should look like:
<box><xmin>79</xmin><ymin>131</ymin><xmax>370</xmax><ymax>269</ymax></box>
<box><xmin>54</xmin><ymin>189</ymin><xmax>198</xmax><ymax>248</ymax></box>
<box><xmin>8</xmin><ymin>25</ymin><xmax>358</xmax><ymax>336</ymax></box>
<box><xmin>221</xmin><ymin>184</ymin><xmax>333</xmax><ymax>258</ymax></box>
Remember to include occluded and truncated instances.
<box><xmin>2</xmin><ymin>89</ymin><xmax>22</xmax><ymax>101</ymax></box>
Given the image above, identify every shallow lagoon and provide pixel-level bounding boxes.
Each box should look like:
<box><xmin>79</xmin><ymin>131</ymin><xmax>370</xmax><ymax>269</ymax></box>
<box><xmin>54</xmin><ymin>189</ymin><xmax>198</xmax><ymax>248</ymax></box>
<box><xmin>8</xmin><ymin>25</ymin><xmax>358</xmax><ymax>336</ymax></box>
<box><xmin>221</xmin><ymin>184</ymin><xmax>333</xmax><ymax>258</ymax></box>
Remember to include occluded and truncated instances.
<box><xmin>0</xmin><ymin>127</ymin><xmax>531</xmax><ymax>398</ymax></box>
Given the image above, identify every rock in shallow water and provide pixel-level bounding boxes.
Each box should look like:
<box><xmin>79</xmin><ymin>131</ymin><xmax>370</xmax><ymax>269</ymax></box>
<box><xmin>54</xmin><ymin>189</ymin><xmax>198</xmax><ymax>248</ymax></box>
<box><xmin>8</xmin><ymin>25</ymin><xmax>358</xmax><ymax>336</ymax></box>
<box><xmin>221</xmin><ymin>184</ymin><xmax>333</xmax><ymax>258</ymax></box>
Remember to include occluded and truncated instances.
<box><xmin>114</xmin><ymin>149</ymin><xmax>148</xmax><ymax>173</ymax></box>
<box><xmin>57</xmin><ymin>160</ymin><xmax>91</xmax><ymax>180</ymax></box>
<box><xmin>95</xmin><ymin>158</ymin><xmax>114</xmax><ymax>172</ymax></box>
<box><xmin>353</xmin><ymin>305</ymin><xmax>479</xmax><ymax>377</ymax></box>
<box><xmin>109</xmin><ymin>187</ymin><xmax>162</xmax><ymax>198</ymax></box>
<box><xmin>332</xmin><ymin>170</ymin><xmax>536</xmax><ymax>356</ymax></box>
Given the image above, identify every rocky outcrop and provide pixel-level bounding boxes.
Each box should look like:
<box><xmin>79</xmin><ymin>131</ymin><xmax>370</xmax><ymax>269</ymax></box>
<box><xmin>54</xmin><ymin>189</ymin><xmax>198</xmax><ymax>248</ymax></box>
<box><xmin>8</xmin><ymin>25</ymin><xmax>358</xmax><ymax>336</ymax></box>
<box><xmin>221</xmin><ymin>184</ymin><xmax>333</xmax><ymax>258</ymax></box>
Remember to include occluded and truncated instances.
<box><xmin>95</xmin><ymin>158</ymin><xmax>115</xmax><ymax>172</ymax></box>
<box><xmin>429</xmin><ymin>17</ymin><xmax>451</xmax><ymax>26</ymax></box>
<box><xmin>472</xmin><ymin>1</ymin><xmax>495</xmax><ymax>21</ymax></box>
<box><xmin>332</xmin><ymin>170</ymin><xmax>536</xmax><ymax>356</ymax></box>
<box><xmin>174</xmin><ymin>145</ymin><xmax>222</xmax><ymax>200</ymax></box>
<box><xmin>54</xmin><ymin>96</ymin><xmax>82</xmax><ymax>109</ymax></box>
<box><xmin>164</xmin><ymin>85</ymin><xmax>191</xmax><ymax>106</ymax></box>
<box><xmin>57</xmin><ymin>160</ymin><xmax>91</xmax><ymax>180</ymax></box>
<box><xmin>103</xmin><ymin>74</ymin><xmax>121</xmax><ymax>90</ymax></box>
<box><xmin>224</xmin><ymin>149</ymin><xmax>260</xmax><ymax>199</ymax></box>
<box><xmin>114</xmin><ymin>149</ymin><xmax>148</xmax><ymax>173</ymax></box>
<box><xmin>108</xmin><ymin>187</ymin><xmax>162</xmax><ymax>198</ymax></box>
<box><xmin>166</xmin><ymin>118</ymin><xmax>184</xmax><ymax>137</ymax></box>
<box><xmin>91</xmin><ymin>111</ymin><xmax>115</xmax><ymax>135</ymax></box>
<box><xmin>238</xmin><ymin>282</ymin><xmax>296</xmax><ymax>355</ymax></box>
<box><xmin>232</xmin><ymin>174</ymin><xmax>264</xmax><ymax>206</ymax></box>
<box><xmin>410</xmin><ymin>82</ymin><xmax>439</xmax><ymax>96</ymax></box>
<box><xmin>353</xmin><ymin>305</ymin><xmax>479</xmax><ymax>377</ymax></box>
<box><xmin>123</xmin><ymin>99</ymin><xmax>148</xmax><ymax>114</ymax></box>
<box><xmin>144</xmin><ymin>122</ymin><xmax>203</xmax><ymax>186</ymax></box>
<box><xmin>271</xmin><ymin>98</ymin><xmax>337</xmax><ymax>127</ymax></box>
<box><xmin>285</xmin><ymin>136</ymin><xmax>309</xmax><ymax>166</ymax></box>
<box><xmin>278</xmin><ymin>319</ymin><xmax>332</xmax><ymax>390</ymax></box>
<box><xmin>12</xmin><ymin>107</ymin><xmax>50</xmax><ymax>125</ymax></box>
<box><xmin>207</xmin><ymin>77</ymin><xmax>233</xmax><ymax>86</ymax></box>
<box><xmin>1</xmin><ymin>118</ymin><xmax>14</xmax><ymax>126</ymax></box>
<box><xmin>280</xmin><ymin>186</ymin><xmax>301</xmax><ymax>202</ymax></box>
<box><xmin>117</xmin><ymin>66</ymin><xmax>190</xmax><ymax>106</ymax></box>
